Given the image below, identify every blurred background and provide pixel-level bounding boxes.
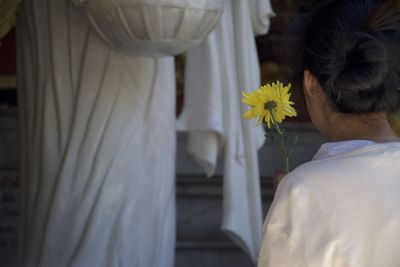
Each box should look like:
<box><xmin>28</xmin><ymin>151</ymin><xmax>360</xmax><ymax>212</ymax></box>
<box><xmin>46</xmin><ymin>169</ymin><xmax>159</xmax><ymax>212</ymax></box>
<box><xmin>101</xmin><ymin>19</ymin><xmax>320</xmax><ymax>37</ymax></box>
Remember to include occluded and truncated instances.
<box><xmin>0</xmin><ymin>0</ymin><xmax>325</xmax><ymax>266</ymax></box>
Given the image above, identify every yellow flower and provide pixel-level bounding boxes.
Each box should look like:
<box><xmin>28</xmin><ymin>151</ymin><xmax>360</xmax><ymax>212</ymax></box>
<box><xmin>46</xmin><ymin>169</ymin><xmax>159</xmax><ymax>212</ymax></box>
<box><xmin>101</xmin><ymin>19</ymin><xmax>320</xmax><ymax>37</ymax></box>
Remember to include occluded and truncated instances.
<box><xmin>242</xmin><ymin>81</ymin><xmax>297</xmax><ymax>128</ymax></box>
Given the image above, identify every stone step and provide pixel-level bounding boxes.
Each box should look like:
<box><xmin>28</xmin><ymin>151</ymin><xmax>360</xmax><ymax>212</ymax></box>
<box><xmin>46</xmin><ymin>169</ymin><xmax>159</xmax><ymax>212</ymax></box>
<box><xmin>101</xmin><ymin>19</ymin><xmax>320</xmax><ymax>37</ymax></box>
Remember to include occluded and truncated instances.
<box><xmin>176</xmin><ymin>241</ymin><xmax>254</xmax><ymax>267</ymax></box>
<box><xmin>176</xmin><ymin>175</ymin><xmax>275</xmax><ymax>197</ymax></box>
<box><xmin>175</xmin><ymin>176</ymin><xmax>275</xmax><ymax>267</ymax></box>
<box><xmin>176</xmin><ymin>175</ymin><xmax>274</xmax><ymax>244</ymax></box>
<box><xmin>177</xmin><ymin>240</ymin><xmax>239</xmax><ymax>251</ymax></box>
<box><xmin>176</xmin><ymin>250</ymin><xmax>254</xmax><ymax>267</ymax></box>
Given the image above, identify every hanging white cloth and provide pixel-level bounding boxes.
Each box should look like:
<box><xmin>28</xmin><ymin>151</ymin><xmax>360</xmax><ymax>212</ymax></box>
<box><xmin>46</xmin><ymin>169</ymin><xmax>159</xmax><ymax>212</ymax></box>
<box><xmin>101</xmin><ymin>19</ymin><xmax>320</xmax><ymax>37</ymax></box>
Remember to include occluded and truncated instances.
<box><xmin>177</xmin><ymin>0</ymin><xmax>275</xmax><ymax>262</ymax></box>
<box><xmin>17</xmin><ymin>1</ymin><xmax>176</xmax><ymax>266</ymax></box>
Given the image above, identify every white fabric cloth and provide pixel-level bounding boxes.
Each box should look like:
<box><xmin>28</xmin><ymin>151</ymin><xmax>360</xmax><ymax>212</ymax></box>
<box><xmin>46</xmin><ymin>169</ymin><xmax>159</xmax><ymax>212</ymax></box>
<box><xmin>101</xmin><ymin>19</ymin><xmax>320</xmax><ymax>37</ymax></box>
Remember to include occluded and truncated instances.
<box><xmin>250</xmin><ymin>0</ymin><xmax>275</xmax><ymax>35</ymax></box>
<box><xmin>18</xmin><ymin>1</ymin><xmax>176</xmax><ymax>266</ymax></box>
<box><xmin>176</xmin><ymin>0</ymin><xmax>274</xmax><ymax>262</ymax></box>
<box><xmin>312</xmin><ymin>140</ymin><xmax>376</xmax><ymax>160</ymax></box>
<box><xmin>258</xmin><ymin>140</ymin><xmax>400</xmax><ymax>267</ymax></box>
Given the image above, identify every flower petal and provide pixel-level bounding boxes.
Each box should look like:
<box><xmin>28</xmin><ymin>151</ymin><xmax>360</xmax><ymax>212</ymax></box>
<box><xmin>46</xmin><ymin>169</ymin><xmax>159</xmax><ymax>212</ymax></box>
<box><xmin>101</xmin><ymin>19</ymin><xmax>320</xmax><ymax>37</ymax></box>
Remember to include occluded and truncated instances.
<box><xmin>241</xmin><ymin>81</ymin><xmax>297</xmax><ymax>126</ymax></box>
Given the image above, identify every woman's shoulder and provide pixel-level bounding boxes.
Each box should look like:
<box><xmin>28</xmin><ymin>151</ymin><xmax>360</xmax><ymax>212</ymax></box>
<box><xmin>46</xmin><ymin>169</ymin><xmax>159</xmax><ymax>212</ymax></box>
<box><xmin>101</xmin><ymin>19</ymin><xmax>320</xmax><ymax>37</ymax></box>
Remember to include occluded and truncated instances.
<box><xmin>277</xmin><ymin>141</ymin><xmax>400</xmax><ymax>204</ymax></box>
<box><xmin>278</xmin><ymin>159</ymin><xmax>340</xmax><ymax>193</ymax></box>
<box><xmin>284</xmin><ymin>141</ymin><xmax>400</xmax><ymax>185</ymax></box>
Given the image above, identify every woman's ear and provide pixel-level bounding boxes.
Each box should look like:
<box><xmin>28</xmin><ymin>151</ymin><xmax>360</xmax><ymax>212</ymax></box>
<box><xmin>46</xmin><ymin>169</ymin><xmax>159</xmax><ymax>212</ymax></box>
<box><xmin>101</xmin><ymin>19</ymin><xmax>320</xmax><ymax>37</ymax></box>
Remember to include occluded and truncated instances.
<box><xmin>303</xmin><ymin>70</ymin><xmax>321</xmax><ymax>100</ymax></box>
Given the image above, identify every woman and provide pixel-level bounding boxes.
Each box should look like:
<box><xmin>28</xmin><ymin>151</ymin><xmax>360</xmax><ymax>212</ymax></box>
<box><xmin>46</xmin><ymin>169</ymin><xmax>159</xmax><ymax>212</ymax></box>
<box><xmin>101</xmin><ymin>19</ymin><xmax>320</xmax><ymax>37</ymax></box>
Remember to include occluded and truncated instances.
<box><xmin>258</xmin><ymin>0</ymin><xmax>400</xmax><ymax>266</ymax></box>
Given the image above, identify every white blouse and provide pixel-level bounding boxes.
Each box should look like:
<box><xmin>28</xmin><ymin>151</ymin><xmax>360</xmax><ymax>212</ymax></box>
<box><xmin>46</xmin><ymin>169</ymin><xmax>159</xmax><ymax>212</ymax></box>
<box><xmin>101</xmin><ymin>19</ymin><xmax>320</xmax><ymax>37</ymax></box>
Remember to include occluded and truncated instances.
<box><xmin>258</xmin><ymin>140</ymin><xmax>400</xmax><ymax>267</ymax></box>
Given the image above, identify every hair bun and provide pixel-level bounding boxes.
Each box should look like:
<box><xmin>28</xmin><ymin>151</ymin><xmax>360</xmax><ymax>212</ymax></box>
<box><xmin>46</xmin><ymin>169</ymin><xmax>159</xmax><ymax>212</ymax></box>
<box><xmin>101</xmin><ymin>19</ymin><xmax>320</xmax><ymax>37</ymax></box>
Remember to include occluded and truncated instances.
<box><xmin>332</xmin><ymin>32</ymin><xmax>389</xmax><ymax>94</ymax></box>
<box><xmin>302</xmin><ymin>0</ymin><xmax>400</xmax><ymax>114</ymax></box>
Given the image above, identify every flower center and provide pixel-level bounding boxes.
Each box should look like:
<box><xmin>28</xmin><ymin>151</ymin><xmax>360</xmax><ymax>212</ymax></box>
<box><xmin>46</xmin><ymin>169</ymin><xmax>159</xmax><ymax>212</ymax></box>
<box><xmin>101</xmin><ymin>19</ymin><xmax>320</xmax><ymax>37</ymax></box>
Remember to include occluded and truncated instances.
<box><xmin>264</xmin><ymin>101</ymin><xmax>277</xmax><ymax>110</ymax></box>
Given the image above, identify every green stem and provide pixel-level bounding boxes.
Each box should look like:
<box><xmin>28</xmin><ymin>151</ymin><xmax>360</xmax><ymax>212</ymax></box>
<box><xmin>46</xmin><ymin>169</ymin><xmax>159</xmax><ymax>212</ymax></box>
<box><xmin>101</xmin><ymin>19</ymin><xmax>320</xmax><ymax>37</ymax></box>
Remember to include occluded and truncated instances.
<box><xmin>283</xmin><ymin>156</ymin><xmax>289</xmax><ymax>175</ymax></box>
<box><xmin>268</xmin><ymin>109</ymin><xmax>290</xmax><ymax>174</ymax></box>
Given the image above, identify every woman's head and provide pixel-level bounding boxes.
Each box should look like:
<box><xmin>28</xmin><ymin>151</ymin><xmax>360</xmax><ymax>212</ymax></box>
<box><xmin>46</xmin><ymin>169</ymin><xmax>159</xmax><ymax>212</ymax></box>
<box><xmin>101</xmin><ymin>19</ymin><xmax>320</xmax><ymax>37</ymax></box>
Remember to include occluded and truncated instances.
<box><xmin>299</xmin><ymin>0</ymin><xmax>400</xmax><ymax>140</ymax></box>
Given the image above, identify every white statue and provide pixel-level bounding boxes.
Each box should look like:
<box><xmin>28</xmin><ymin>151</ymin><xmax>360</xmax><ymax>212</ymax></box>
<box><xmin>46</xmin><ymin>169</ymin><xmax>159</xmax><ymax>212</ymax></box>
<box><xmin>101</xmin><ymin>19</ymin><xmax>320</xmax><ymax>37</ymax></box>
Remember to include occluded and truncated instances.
<box><xmin>17</xmin><ymin>0</ymin><xmax>222</xmax><ymax>266</ymax></box>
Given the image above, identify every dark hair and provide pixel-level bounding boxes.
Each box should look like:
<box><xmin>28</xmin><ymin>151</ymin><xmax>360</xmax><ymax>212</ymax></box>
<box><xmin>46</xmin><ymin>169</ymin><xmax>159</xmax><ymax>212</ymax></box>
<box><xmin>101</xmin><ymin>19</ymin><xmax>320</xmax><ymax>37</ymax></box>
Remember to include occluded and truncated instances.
<box><xmin>300</xmin><ymin>0</ymin><xmax>400</xmax><ymax>114</ymax></box>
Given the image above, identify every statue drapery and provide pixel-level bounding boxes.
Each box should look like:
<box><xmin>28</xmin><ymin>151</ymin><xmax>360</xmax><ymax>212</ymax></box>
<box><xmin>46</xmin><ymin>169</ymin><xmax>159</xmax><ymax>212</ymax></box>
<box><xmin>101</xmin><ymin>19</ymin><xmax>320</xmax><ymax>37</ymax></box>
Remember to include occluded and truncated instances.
<box><xmin>17</xmin><ymin>0</ymin><xmax>221</xmax><ymax>266</ymax></box>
